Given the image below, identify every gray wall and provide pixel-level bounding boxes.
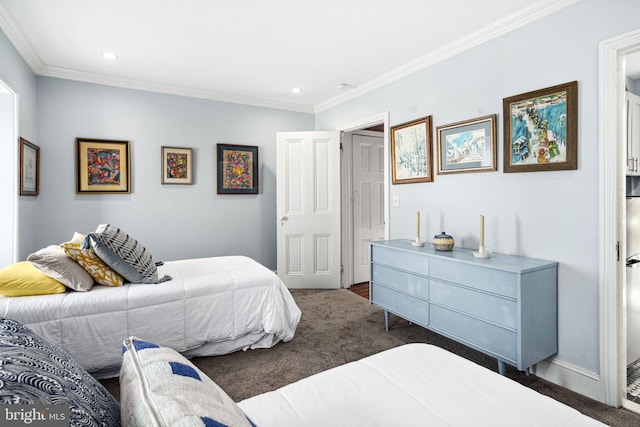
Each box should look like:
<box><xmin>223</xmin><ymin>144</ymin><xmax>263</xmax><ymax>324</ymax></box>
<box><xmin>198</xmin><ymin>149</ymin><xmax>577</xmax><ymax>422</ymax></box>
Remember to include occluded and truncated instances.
<box><xmin>2</xmin><ymin>0</ymin><xmax>639</xmax><ymax>378</ymax></box>
<box><xmin>35</xmin><ymin>78</ymin><xmax>314</xmax><ymax>268</ymax></box>
<box><xmin>317</xmin><ymin>0</ymin><xmax>640</xmax><ymax>374</ymax></box>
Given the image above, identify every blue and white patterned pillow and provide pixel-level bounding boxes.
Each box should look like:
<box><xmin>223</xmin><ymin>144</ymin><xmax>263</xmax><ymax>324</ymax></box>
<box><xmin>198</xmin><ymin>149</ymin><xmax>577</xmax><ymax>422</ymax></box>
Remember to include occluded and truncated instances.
<box><xmin>83</xmin><ymin>224</ymin><xmax>170</xmax><ymax>284</ymax></box>
<box><xmin>0</xmin><ymin>318</ymin><xmax>121</xmax><ymax>426</ymax></box>
<box><xmin>120</xmin><ymin>337</ymin><xmax>256</xmax><ymax>427</ymax></box>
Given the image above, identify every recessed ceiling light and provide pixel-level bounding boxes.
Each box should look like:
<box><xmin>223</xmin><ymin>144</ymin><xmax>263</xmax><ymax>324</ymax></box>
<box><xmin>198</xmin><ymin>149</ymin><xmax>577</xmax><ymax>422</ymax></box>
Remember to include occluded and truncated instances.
<box><xmin>336</xmin><ymin>83</ymin><xmax>355</xmax><ymax>90</ymax></box>
<box><xmin>102</xmin><ymin>52</ymin><xmax>118</xmax><ymax>60</ymax></box>
<box><xmin>291</xmin><ymin>87</ymin><xmax>303</xmax><ymax>94</ymax></box>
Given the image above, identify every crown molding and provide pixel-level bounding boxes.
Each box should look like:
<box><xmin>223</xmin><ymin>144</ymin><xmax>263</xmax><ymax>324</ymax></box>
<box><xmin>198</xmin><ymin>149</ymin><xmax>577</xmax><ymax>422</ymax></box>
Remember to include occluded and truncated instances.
<box><xmin>314</xmin><ymin>0</ymin><xmax>580</xmax><ymax>113</ymax></box>
<box><xmin>39</xmin><ymin>65</ymin><xmax>315</xmax><ymax>114</ymax></box>
<box><xmin>0</xmin><ymin>3</ymin><xmax>43</xmax><ymax>73</ymax></box>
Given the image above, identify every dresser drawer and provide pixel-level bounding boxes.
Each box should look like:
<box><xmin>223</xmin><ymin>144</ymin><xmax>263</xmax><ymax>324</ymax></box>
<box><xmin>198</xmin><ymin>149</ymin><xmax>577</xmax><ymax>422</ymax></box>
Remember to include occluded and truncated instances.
<box><xmin>430</xmin><ymin>280</ymin><xmax>516</xmax><ymax>329</ymax></box>
<box><xmin>371</xmin><ymin>284</ymin><xmax>429</xmax><ymax>326</ymax></box>
<box><xmin>429</xmin><ymin>258</ymin><xmax>516</xmax><ymax>298</ymax></box>
<box><xmin>371</xmin><ymin>263</ymin><xmax>429</xmax><ymax>299</ymax></box>
<box><xmin>371</xmin><ymin>245</ymin><xmax>428</xmax><ymax>276</ymax></box>
<box><xmin>429</xmin><ymin>305</ymin><xmax>517</xmax><ymax>363</ymax></box>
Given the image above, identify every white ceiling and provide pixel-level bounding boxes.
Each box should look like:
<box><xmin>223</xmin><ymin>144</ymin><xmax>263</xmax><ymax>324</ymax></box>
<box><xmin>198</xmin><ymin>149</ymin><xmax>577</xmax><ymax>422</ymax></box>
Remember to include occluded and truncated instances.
<box><xmin>0</xmin><ymin>0</ymin><xmax>580</xmax><ymax>113</ymax></box>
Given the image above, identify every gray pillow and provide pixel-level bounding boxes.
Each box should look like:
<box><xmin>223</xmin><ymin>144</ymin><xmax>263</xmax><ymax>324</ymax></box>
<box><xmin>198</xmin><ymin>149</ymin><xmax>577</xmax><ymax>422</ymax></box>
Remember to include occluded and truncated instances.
<box><xmin>83</xmin><ymin>224</ymin><xmax>170</xmax><ymax>284</ymax></box>
<box><xmin>27</xmin><ymin>245</ymin><xmax>94</xmax><ymax>291</ymax></box>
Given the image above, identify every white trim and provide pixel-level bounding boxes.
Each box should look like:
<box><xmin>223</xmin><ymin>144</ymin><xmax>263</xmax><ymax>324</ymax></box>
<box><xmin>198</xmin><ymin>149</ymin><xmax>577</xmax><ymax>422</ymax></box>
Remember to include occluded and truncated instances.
<box><xmin>38</xmin><ymin>66</ymin><xmax>315</xmax><ymax>114</ymax></box>
<box><xmin>0</xmin><ymin>1</ymin><xmax>577</xmax><ymax>115</ymax></box>
<box><xmin>599</xmin><ymin>28</ymin><xmax>640</xmax><ymax>408</ymax></box>
<box><xmin>0</xmin><ymin>74</ymin><xmax>19</xmax><ymax>264</ymax></box>
<box><xmin>0</xmin><ymin>3</ymin><xmax>42</xmax><ymax>72</ymax></box>
<box><xmin>534</xmin><ymin>358</ymin><xmax>602</xmax><ymax>402</ymax></box>
<box><xmin>315</xmin><ymin>0</ymin><xmax>579</xmax><ymax>113</ymax></box>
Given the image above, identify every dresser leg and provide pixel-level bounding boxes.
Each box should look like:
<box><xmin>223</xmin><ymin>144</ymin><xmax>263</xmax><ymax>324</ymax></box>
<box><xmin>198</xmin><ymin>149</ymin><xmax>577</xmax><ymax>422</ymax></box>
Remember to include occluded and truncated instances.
<box><xmin>498</xmin><ymin>360</ymin><xmax>506</xmax><ymax>375</ymax></box>
<box><xmin>384</xmin><ymin>311</ymin><xmax>390</xmax><ymax>332</ymax></box>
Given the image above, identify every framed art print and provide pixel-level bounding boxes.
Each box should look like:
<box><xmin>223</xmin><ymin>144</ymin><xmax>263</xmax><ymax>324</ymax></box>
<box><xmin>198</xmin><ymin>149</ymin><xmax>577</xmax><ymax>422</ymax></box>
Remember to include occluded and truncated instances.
<box><xmin>503</xmin><ymin>81</ymin><xmax>578</xmax><ymax>172</ymax></box>
<box><xmin>216</xmin><ymin>143</ymin><xmax>258</xmax><ymax>194</ymax></box>
<box><xmin>390</xmin><ymin>116</ymin><xmax>433</xmax><ymax>184</ymax></box>
<box><xmin>436</xmin><ymin>114</ymin><xmax>497</xmax><ymax>174</ymax></box>
<box><xmin>161</xmin><ymin>146</ymin><xmax>193</xmax><ymax>184</ymax></box>
<box><xmin>76</xmin><ymin>138</ymin><xmax>130</xmax><ymax>194</ymax></box>
<box><xmin>19</xmin><ymin>137</ymin><xmax>39</xmax><ymax>196</ymax></box>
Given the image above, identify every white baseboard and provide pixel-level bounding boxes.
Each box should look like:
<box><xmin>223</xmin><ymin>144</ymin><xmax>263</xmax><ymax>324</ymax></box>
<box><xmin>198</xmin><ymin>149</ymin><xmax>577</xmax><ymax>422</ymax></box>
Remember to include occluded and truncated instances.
<box><xmin>533</xmin><ymin>357</ymin><xmax>603</xmax><ymax>403</ymax></box>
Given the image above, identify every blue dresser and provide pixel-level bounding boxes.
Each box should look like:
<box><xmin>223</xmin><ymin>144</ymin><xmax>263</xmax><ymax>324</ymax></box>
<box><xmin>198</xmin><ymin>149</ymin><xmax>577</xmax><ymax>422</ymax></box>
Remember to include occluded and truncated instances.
<box><xmin>369</xmin><ymin>239</ymin><xmax>558</xmax><ymax>374</ymax></box>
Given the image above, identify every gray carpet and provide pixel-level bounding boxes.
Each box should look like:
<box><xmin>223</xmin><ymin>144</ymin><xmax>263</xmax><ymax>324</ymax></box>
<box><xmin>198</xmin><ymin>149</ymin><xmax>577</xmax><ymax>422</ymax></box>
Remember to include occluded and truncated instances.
<box><xmin>100</xmin><ymin>289</ymin><xmax>640</xmax><ymax>426</ymax></box>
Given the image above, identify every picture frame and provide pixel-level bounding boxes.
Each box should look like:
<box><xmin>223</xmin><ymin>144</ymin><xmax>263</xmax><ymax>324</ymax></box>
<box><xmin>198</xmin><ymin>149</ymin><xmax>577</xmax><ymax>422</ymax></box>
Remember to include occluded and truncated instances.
<box><xmin>436</xmin><ymin>115</ymin><xmax>497</xmax><ymax>174</ymax></box>
<box><xmin>503</xmin><ymin>81</ymin><xmax>578</xmax><ymax>173</ymax></box>
<box><xmin>19</xmin><ymin>137</ymin><xmax>39</xmax><ymax>196</ymax></box>
<box><xmin>161</xmin><ymin>146</ymin><xmax>193</xmax><ymax>185</ymax></box>
<box><xmin>216</xmin><ymin>143</ymin><xmax>259</xmax><ymax>194</ymax></box>
<box><xmin>76</xmin><ymin>138</ymin><xmax>130</xmax><ymax>194</ymax></box>
<box><xmin>390</xmin><ymin>116</ymin><xmax>433</xmax><ymax>184</ymax></box>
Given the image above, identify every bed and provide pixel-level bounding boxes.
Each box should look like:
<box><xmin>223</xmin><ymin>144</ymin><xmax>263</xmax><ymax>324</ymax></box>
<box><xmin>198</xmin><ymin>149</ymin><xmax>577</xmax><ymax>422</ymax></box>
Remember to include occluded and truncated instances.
<box><xmin>237</xmin><ymin>343</ymin><xmax>606</xmax><ymax>427</ymax></box>
<box><xmin>0</xmin><ymin>255</ymin><xmax>301</xmax><ymax>378</ymax></box>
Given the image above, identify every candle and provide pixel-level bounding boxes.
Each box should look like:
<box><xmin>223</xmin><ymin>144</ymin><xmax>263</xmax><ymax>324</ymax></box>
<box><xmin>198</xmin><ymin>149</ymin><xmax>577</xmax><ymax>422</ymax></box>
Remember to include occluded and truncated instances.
<box><xmin>416</xmin><ymin>211</ymin><xmax>421</xmax><ymax>238</ymax></box>
<box><xmin>480</xmin><ymin>215</ymin><xmax>485</xmax><ymax>247</ymax></box>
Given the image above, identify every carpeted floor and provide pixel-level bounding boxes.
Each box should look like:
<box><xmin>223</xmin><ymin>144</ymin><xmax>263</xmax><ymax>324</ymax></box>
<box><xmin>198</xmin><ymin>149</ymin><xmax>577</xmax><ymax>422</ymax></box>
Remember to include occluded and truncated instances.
<box><xmin>100</xmin><ymin>289</ymin><xmax>640</xmax><ymax>426</ymax></box>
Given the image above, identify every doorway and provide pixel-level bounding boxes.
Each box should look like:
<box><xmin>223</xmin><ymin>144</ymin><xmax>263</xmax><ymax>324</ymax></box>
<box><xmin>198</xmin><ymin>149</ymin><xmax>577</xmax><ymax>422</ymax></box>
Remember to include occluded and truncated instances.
<box><xmin>600</xmin><ymin>27</ymin><xmax>640</xmax><ymax>413</ymax></box>
<box><xmin>338</xmin><ymin>112</ymin><xmax>390</xmax><ymax>289</ymax></box>
<box><xmin>0</xmin><ymin>78</ymin><xmax>17</xmax><ymax>268</ymax></box>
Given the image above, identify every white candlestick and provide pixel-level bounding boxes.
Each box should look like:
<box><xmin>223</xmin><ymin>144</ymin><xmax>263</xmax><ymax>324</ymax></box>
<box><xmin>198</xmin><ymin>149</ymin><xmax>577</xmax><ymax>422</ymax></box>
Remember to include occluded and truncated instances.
<box><xmin>416</xmin><ymin>211</ymin><xmax>421</xmax><ymax>238</ymax></box>
<box><xmin>480</xmin><ymin>215</ymin><xmax>485</xmax><ymax>247</ymax></box>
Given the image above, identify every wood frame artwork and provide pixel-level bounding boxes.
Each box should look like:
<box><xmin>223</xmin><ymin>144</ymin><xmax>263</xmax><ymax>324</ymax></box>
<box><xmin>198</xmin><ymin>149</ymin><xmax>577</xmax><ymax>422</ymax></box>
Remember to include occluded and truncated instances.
<box><xmin>390</xmin><ymin>116</ymin><xmax>433</xmax><ymax>184</ymax></box>
<box><xmin>19</xmin><ymin>137</ymin><xmax>39</xmax><ymax>196</ymax></box>
<box><xmin>76</xmin><ymin>138</ymin><xmax>131</xmax><ymax>194</ymax></box>
<box><xmin>436</xmin><ymin>114</ymin><xmax>497</xmax><ymax>174</ymax></box>
<box><xmin>503</xmin><ymin>81</ymin><xmax>578</xmax><ymax>172</ymax></box>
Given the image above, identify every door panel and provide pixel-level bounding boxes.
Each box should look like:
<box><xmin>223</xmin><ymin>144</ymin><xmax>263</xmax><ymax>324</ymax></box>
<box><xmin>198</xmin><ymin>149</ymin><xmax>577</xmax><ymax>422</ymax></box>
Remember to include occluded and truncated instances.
<box><xmin>277</xmin><ymin>131</ymin><xmax>340</xmax><ymax>289</ymax></box>
<box><xmin>352</xmin><ymin>134</ymin><xmax>385</xmax><ymax>284</ymax></box>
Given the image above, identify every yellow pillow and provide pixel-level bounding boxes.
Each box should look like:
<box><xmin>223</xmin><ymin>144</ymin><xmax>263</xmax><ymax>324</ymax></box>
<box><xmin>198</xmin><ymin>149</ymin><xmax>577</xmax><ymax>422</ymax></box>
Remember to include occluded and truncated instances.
<box><xmin>0</xmin><ymin>261</ymin><xmax>67</xmax><ymax>296</ymax></box>
<box><xmin>60</xmin><ymin>233</ymin><xmax>124</xmax><ymax>287</ymax></box>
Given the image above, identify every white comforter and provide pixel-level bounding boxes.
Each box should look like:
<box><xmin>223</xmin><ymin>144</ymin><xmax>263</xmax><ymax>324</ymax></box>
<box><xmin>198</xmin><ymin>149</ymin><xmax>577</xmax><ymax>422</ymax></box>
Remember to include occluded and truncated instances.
<box><xmin>239</xmin><ymin>343</ymin><xmax>606</xmax><ymax>427</ymax></box>
<box><xmin>0</xmin><ymin>256</ymin><xmax>301</xmax><ymax>377</ymax></box>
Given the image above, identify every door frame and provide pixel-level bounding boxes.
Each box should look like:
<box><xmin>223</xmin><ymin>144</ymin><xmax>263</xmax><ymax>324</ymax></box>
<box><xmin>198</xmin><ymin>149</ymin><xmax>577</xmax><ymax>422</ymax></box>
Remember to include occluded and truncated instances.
<box><xmin>338</xmin><ymin>112</ymin><xmax>390</xmax><ymax>288</ymax></box>
<box><xmin>0</xmin><ymin>75</ymin><xmax>19</xmax><ymax>266</ymax></box>
<box><xmin>599</xmin><ymin>27</ymin><xmax>640</xmax><ymax>410</ymax></box>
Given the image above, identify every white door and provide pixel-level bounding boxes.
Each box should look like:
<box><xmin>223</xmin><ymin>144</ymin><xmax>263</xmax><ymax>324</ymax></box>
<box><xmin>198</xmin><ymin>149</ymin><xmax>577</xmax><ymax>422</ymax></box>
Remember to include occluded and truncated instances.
<box><xmin>276</xmin><ymin>131</ymin><xmax>341</xmax><ymax>289</ymax></box>
<box><xmin>352</xmin><ymin>133</ymin><xmax>385</xmax><ymax>284</ymax></box>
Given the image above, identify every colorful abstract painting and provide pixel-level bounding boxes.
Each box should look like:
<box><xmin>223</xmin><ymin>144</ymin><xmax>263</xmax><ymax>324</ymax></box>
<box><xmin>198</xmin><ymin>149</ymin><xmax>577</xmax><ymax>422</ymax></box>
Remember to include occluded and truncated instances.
<box><xmin>87</xmin><ymin>148</ymin><xmax>121</xmax><ymax>185</ymax></box>
<box><xmin>166</xmin><ymin>152</ymin><xmax>188</xmax><ymax>179</ymax></box>
<box><xmin>217</xmin><ymin>144</ymin><xmax>259</xmax><ymax>194</ymax></box>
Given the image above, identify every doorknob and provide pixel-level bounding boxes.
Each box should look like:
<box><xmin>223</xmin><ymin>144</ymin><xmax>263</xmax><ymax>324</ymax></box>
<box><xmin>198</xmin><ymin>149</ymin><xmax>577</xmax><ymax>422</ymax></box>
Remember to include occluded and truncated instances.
<box><xmin>280</xmin><ymin>216</ymin><xmax>288</xmax><ymax>221</ymax></box>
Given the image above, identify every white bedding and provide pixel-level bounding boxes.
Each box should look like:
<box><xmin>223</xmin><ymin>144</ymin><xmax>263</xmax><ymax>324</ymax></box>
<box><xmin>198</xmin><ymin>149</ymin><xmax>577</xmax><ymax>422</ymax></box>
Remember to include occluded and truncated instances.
<box><xmin>0</xmin><ymin>256</ymin><xmax>301</xmax><ymax>377</ymax></box>
<box><xmin>238</xmin><ymin>343</ymin><xmax>606</xmax><ymax>427</ymax></box>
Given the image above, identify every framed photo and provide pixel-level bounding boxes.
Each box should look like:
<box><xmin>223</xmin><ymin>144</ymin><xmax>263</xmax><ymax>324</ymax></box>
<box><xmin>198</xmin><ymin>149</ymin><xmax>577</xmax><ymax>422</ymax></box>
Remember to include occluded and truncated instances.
<box><xmin>390</xmin><ymin>116</ymin><xmax>433</xmax><ymax>184</ymax></box>
<box><xmin>19</xmin><ymin>137</ymin><xmax>39</xmax><ymax>196</ymax></box>
<box><xmin>76</xmin><ymin>138</ymin><xmax>130</xmax><ymax>194</ymax></box>
<box><xmin>436</xmin><ymin>114</ymin><xmax>497</xmax><ymax>174</ymax></box>
<box><xmin>161</xmin><ymin>146</ymin><xmax>193</xmax><ymax>185</ymax></box>
<box><xmin>216</xmin><ymin>143</ymin><xmax>259</xmax><ymax>194</ymax></box>
<box><xmin>503</xmin><ymin>81</ymin><xmax>578</xmax><ymax>172</ymax></box>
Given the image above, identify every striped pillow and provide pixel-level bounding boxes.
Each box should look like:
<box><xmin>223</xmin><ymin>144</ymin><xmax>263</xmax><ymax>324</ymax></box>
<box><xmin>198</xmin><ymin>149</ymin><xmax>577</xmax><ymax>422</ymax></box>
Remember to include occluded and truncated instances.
<box><xmin>83</xmin><ymin>224</ymin><xmax>169</xmax><ymax>284</ymax></box>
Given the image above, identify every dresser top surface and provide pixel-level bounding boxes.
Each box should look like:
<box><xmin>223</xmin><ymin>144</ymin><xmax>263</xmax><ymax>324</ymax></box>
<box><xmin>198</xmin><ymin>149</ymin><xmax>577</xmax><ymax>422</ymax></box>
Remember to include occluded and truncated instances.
<box><xmin>371</xmin><ymin>239</ymin><xmax>557</xmax><ymax>273</ymax></box>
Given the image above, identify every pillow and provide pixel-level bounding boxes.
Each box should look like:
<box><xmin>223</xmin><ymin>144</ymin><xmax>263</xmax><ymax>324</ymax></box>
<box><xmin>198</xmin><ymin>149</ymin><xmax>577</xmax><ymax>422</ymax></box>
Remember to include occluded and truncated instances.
<box><xmin>27</xmin><ymin>244</ymin><xmax>94</xmax><ymax>291</ymax></box>
<box><xmin>83</xmin><ymin>224</ymin><xmax>170</xmax><ymax>284</ymax></box>
<box><xmin>0</xmin><ymin>261</ymin><xmax>66</xmax><ymax>296</ymax></box>
<box><xmin>120</xmin><ymin>337</ymin><xmax>256</xmax><ymax>427</ymax></box>
<box><xmin>0</xmin><ymin>318</ymin><xmax>120</xmax><ymax>425</ymax></box>
<box><xmin>61</xmin><ymin>232</ymin><xmax>124</xmax><ymax>287</ymax></box>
